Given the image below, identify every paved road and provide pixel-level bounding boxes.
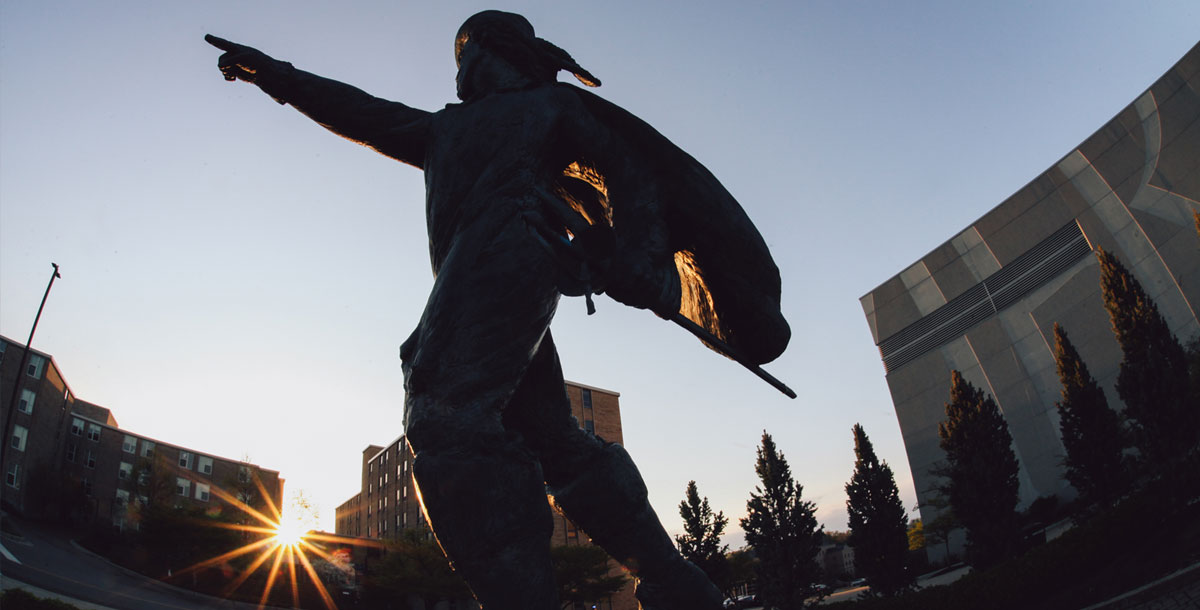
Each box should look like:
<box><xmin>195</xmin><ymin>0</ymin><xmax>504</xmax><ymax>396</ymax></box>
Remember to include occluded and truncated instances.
<box><xmin>0</xmin><ymin>514</ymin><xmax>269</xmax><ymax>610</ymax></box>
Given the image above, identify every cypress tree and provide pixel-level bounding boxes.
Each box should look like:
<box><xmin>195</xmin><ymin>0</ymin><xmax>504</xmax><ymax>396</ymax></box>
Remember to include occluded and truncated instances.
<box><xmin>1053</xmin><ymin>323</ymin><xmax>1129</xmax><ymax>506</ymax></box>
<box><xmin>1097</xmin><ymin>248</ymin><xmax>1196</xmax><ymax>465</ymax></box>
<box><xmin>845</xmin><ymin>424</ymin><xmax>913</xmax><ymax>596</ymax></box>
<box><xmin>675</xmin><ymin>480</ymin><xmax>731</xmax><ymax>594</ymax></box>
<box><xmin>937</xmin><ymin>371</ymin><xmax>1021</xmax><ymax>569</ymax></box>
<box><xmin>741</xmin><ymin>431</ymin><xmax>823</xmax><ymax>610</ymax></box>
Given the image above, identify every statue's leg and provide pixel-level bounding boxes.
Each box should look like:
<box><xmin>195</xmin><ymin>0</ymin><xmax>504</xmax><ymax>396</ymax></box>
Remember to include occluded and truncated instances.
<box><xmin>402</xmin><ymin>217</ymin><xmax>563</xmax><ymax>610</ymax></box>
<box><xmin>405</xmin><ymin>406</ymin><xmax>557</xmax><ymax>609</ymax></box>
<box><xmin>505</xmin><ymin>335</ymin><xmax>725</xmax><ymax>610</ymax></box>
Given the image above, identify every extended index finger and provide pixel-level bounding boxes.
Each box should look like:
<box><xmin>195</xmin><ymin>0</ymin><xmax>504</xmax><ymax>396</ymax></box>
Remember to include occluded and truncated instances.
<box><xmin>204</xmin><ymin>34</ymin><xmax>241</xmax><ymax>52</ymax></box>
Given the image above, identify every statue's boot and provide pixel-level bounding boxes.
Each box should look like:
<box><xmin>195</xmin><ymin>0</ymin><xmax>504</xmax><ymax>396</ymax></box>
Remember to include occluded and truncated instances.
<box><xmin>548</xmin><ymin>443</ymin><xmax>724</xmax><ymax>610</ymax></box>
<box><xmin>411</xmin><ymin>445</ymin><xmax>559</xmax><ymax>610</ymax></box>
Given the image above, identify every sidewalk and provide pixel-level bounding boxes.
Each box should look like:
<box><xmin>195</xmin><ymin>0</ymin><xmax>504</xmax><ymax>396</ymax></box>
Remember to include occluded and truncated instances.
<box><xmin>1081</xmin><ymin>561</ymin><xmax>1200</xmax><ymax>610</ymax></box>
<box><xmin>2</xmin><ymin>575</ymin><xmax>121</xmax><ymax>610</ymax></box>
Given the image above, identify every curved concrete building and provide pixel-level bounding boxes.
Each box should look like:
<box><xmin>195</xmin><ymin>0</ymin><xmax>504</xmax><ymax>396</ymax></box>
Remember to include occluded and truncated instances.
<box><xmin>861</xmin><ymin>42</ymin><xmax>1199</xmax><ymax>556</ymax></box>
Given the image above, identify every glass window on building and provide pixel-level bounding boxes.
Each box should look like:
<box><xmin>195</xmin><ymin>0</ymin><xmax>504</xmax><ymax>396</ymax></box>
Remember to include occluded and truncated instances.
<box><xmin>176</xmin><ymin>477</ymin><xmax>191</xmax><ymax>497</ymax></box>
<box><xmin>179</xmin><ymin>451</ymin><xmax>193</xmax><ymax>469</ymax></box>
<box><xmin>141</xmin><ymin>441</ymin><xmax>155</xmax><ymax>458</ymax></box>
<box><xmin>195</xmin><ymin>483</ymin><xmax>210</xmax><ymax>502</ymax></box>
<box><xmin>26</xmin><ymin>354</ymin><xmax>46</xmax><ymax>379</ymax></box>
<box><xmin>584</xmin><ymin>419</ymin><xmax>595</xmax><ymax>434</ymax></box>
<box><xmin>11</xmin><ymin>425</ymin><xmax>28</xmax><ymax>452</ymax></box>
<box><xmin>17</xmin><ymin>389</ymin><xmax>36</xmax><ymax>414</ymax></box>
<box><xmin>118</xmin><ymin>462</ymin><xmax>133</xmax><ymax>480</ymax></box>
<box><xmin>238</xmin><ymin>466</ymin><xmax>251</xmax><ymax>483</ymax></box>
<box><xmin>122</xmin><ymin>435</ymin><xmax>137</xmax><ymax>454</ymax></box>
<box><xmin>86</xmin><ymin>423</ymin><xmax>101</xmax><ymax>442</ymax></box>
<box><xmin>86</xmin><ymin>451</ymin><xmax>96</xmax><ymax>469</ymax></box>
<box><xmin>66</xmin><ymin>444</ymin><xmax>77</xmax><ymax>462</ymax></box>
<box><xmin>581</xmin><ymin>388</ymin><xmax>593</xmax><ymax>409</ymax></box>
<box><xmin>71</xmin><ymin>418</ymin><xmax>84</xmax><ymax>436</ymax></box>
<box><xmin>198</xmin><ymin>456</ymin><xmax>213</xmax><ymax>475</ymax></box>
<box><xmin>6</xmin><ymin>464</ymin><xmax>19</xmax><ymax>489</ymax></box>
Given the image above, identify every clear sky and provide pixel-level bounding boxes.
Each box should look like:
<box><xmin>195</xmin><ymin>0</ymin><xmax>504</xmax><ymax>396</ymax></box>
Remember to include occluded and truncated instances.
<box><xmin>1</xmin><ymin>1</ymin><xmax>1196</xmax><ymax>547</ymax></box>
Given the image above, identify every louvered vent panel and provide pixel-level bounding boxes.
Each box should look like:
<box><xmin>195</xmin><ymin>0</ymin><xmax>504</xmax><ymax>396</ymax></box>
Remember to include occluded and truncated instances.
<box><xmin>880</xmin><ymin>221</ymin><xmax>1089</xmax><ymax>373</ymax></box>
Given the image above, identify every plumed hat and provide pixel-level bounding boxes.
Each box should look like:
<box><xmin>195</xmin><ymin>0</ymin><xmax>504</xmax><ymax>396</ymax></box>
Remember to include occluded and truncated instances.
<box><xmin>455</xmin><ymin>10</ymin><xmax>600</xmax><ymax>87</ymax></box>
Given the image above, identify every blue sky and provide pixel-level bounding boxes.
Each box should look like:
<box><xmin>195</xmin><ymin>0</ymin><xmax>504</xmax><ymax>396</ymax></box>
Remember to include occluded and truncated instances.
<box><xmin>2</xmin><ymin>1</ymin><xmax>1196</xmax><ymax>546</ymax></box>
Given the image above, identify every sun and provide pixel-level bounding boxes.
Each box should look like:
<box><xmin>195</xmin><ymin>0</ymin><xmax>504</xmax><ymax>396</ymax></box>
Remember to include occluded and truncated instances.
<box><xmin>162</xmin><ymin>476</ymin><xmax>383</xmax><ymax>610</ymax></box>
<box><xmin>272</xmin><ymin>518</ymin><xmax>306</xmax><ymax>548</ymax></box>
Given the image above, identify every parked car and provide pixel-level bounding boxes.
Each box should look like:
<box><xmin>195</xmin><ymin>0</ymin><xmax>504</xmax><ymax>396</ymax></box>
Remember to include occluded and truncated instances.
<box><xmin>733</xmin><ymin>593</ymin><xmax>759</xmax><ymax>608</ymax></box>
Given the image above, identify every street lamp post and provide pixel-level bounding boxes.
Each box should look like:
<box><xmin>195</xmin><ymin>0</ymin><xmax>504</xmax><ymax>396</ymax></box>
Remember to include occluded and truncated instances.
<box><xmin>1</xmin><ymin>263</ymin><xmax>63</xmax><ymax>476</ymax></box>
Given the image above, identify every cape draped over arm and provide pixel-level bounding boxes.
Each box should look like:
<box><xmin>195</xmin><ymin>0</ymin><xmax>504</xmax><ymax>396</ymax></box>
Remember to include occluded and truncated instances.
<box><xmin>561</xmin><ymin>84</ymin><xmax>790</xmax><ymax>365</ymax></box>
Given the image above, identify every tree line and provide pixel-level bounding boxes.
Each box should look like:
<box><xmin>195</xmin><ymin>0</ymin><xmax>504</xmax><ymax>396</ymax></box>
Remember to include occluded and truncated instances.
<box><xmin>926</xmin><ymin>245</ymin><xmax>1200</xmax><ymax>573</ymax></box>
<box><xmin>675</xmin><ymin>233</ymin><xmax>1200</xmax><ymax>608</ymax></box>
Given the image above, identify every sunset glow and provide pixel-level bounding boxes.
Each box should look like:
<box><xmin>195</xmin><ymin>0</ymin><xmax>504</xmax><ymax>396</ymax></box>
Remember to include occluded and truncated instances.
<box><xmin>166</xmin><ymin>474</ymin><xmax>382</xmax><ymax>609</ymax></box>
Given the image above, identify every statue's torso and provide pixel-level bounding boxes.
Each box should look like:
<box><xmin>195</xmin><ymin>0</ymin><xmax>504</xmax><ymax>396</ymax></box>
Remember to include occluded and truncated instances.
<box><xmin>423</xmin><ymin>86</ymin><xmax>577</xmax><ymax>273</ymax></box>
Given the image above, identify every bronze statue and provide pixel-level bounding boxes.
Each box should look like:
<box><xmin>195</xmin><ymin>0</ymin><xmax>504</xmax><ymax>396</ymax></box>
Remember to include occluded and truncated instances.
<box><xmin>208</xmin><ymin>10</ymin><xmax>788</xmax><ymax>609</ymax></box>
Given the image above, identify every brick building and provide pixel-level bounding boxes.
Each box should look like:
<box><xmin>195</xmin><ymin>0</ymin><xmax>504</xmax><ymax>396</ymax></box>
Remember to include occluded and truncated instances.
<box><xmin>335</xmin><ymin>381</ymin><xmax>636</xmax><ymax>610</ymax></box>
<box><xmin>1</xmin><ymin>335</ymin><xmax>283</xmax><ymax>529</ymax></box>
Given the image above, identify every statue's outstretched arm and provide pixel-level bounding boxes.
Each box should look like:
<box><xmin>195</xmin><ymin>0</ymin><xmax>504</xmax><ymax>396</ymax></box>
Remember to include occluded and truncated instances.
<box><xmin>206</xmin><ymin>35</ymin><xmax>431</xmax><ymax>169</ymax></box>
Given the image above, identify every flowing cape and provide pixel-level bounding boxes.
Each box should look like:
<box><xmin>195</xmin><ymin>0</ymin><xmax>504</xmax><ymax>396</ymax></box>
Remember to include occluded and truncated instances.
<box><xmin>567</xmin><ymin>85</ymin><xmax>790</xmax><ymax>365</ymax></box>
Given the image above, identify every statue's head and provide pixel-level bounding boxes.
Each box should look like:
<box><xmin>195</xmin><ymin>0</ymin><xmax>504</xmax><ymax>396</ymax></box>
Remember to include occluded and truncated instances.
<box><xmin>454</xmin><ymin>10</ymin><xmax>599</xmax><ymax>102</ymax></box>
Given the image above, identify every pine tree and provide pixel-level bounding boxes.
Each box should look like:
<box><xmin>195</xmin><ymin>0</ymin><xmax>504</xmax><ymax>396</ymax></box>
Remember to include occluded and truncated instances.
<box><xmin>845</xmin><ymin>424</ymin><xmax>912</xmax><ymax>596</ymax></box>
<box><xmin>675</xmin><ymin>480</ymin><xmax>731</xmax><ymax>595</ymax></box>
<box><xmin>1097</xmin><ymin>248</ymin><xmax>1196</xmax><ymax>465</ymax></box>
<box><xmin>937</xmin><ymin>371</ymin><xmax>1021</xmax><ymax>569</ymax></box>
<box><xmin>1053</xmin><ymin>323</ymin><xmax>1129</xmax><ymax>506</ymax></box>
<box><xmin>740</xmin><ymin>431</ymin><xmax>823</xmax><ymax>610</ymax></box>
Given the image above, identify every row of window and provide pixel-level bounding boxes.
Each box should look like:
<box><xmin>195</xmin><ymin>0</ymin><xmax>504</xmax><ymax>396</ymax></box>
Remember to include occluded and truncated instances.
<box><xmin>178</xmin><ymin>451</ymin><xmax>214</xmax><ymax>475</ymax></box>
<box><xmin>65</xmin><ymin>421</ymin><xmax>217</xmax><ymax>476</ymax></box>
<box><xmin>368</xmin><ymin>455</ymin><xmax>411</xmax><ymax>497</ymax></box>
<box><xmin>175</xmin><ymin>477</ymin><xmax>211</xmax><ymax>502</ymax></box>
<box><xmin>0</xmin><ymin>344</ymin><xmax>49</xmax><ymax>380</ymax></box>
<box><xmin>69</xmin><ymin>418</ymin><xmax>104</xmax><ymax>442</ymax></box>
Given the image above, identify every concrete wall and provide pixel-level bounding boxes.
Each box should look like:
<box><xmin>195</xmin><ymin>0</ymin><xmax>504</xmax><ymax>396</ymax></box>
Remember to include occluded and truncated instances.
<box><xmin>861</xmin><ymin>42</ymin><xmax>1200</xmax><ymax>563</ymax></box>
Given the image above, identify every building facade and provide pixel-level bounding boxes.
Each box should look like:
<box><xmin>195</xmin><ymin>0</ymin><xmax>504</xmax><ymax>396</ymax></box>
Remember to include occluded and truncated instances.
<box><xmin>335</xmin><ymin>381</ymin><xmax>636</xmax><ymax>609</ymax></box>
<box><xmin>1</xmin><ymin>335</ymin><xmax>284</xmax><ymax>529</ymax></box>
<box><xmin>860</xmin><ymin>43</ymin><xmax>1200</xmax><ymax>558</ymax></box>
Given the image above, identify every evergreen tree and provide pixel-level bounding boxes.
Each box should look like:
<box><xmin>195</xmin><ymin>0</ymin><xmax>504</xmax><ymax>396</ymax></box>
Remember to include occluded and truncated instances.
<box><xmin>1097</xmin><ymin>248</ymin><xmax>1196</xmax><ymax>465</ymax></box>
<box><xmin>551</xmin><ymin>545</ymin><xmax>628</xmax><ymax>609</ymax></box>
<box><xmin>364</xmin><ymin>529</ymin><xmax>472</xmax><ymax>607</ymax></box>
<box><xmin>937</xmin><ymin>371</ymin><xmax>1021</xmax><ymax>569</ymax></box>
<box><xmin>844</xmin><ymin>424</ymin><xmax>913</xmax><ymax>596</ymax></box>
<box><xmin>676</xmin><ymin>480</ymin><xmax>731</xmax><ymax>594</ymax></box>
<box><xmin>1053</xmin><ymin>323</ymin><xmax>1129</xmax><ymax>506</ymax></box>
<box><xmin>740</xmin><ymin>431</ymin><xmax>823</xmax><ymax>610</ymax></box>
